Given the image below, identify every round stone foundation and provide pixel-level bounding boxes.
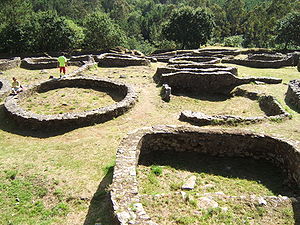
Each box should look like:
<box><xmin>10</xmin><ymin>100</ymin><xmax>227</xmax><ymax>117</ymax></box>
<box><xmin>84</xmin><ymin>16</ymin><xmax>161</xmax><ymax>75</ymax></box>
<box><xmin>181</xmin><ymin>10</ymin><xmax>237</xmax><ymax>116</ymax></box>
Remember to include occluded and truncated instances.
<box><xmin>0</xmin><ymin>57</ymin><xmax>21</xmax><ymax>71</ymax></box>
<box><xmin>20</xmin><ymin>57</ymin><xmax>58</xmax><ymax>70</ymax></box>
<box><xmin>0</xmin><ymin>78</ymin><xmax>11</xmax><ymax>99</ymax></box>
<box><xmin>111</xmin><ymin>125</ymin><xmax>300</xmax><ymax>224</ymax></box>
<box><xmin>286</xmin><ymin>79</ymin><xmax>300</xmax><ymax>111</ymax></box>
<box><xmin>4</xmin><ymin>77</ymin><xmax>137</xmax><ymax>130</ymax></box>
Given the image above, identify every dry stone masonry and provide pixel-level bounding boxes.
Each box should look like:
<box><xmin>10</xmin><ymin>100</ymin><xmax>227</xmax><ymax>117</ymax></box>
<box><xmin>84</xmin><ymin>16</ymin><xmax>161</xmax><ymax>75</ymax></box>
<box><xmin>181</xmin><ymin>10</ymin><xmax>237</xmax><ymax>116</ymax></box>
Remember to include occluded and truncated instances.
<box><xmin>180</xmin><ymin>87</ymin><xmax>291</xmax><ymax>126</ymax></box>
<box><xmin>111</xmin><ymin>125</ymin><xmax>300</xmax><ymax>225</ymax></box>
<box><xmin>154</xmin><ymin>53</ymin><xmax>281</xmax><ymax>94</ymax></box>
<box><xmin>4</xmin><ymin>77</ymin><xmax>137</xmax><ymax>130</ymax></box>
<box><xmin>96</xmin><ymin>53</ymin><xmax>151</xmax><ymax>67</ymax></box>
<box><xmin>0</xmin><ymin>78</ymin><xmax>11</xmax><ymax>100</ymax></box>
<box><xmin>222</xmin><ymin>53</ymin><xmax>294</xmax><ymax>68</ymax></box>
<box><xmin>0</xmin><ymin>57</ymin><xmax>21</xmax><ymax>71</ymax></box>
<box><xmin>286</xmin><ymin>79</ymin><xmax>300</xmax><ymax>110</ymax></box>
<box><xmin>21</xmin><ymin>57</ymin><xmax>58</xmax><ymax>70</ymax></box>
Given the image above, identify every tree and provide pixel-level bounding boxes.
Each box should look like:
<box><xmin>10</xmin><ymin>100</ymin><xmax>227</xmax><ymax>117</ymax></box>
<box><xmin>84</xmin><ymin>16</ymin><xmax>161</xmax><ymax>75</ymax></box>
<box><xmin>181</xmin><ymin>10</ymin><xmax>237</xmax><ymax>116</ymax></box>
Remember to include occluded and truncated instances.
<box><xmin>33</xmin><ymin>11</ymin><xmax>84</xmax><ymax>52</ymax></box>
<box><xmin>0</xmin><ymin>11</ymin><xmax>84</xmax><ymax>53</ymax></box>
<box><xmin>275</xmin><ymin>12</ymin><xmax>300</xmax><ymax>49</ymax></box>
<box><xmin>83</xmin><ymin>11</ymin><xmax>127</xmax><ymax>50</ymax></box>
<box><xmin>162</xmin><ymin>6</ymin><xmax>214</xmax><ymax>49</ymax></box>
<box><xmin>223</xmin><ymin>0</ymin><xmax>246</xmax><ymax>36</ymax></box>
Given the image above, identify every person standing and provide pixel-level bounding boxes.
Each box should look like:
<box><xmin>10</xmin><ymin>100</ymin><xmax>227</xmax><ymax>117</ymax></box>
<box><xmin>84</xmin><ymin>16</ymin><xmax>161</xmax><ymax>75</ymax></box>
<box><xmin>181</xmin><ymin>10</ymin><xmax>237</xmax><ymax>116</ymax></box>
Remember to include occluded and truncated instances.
<box><xmin>57</xmin><ymin>53</ymin><xmax>68</xmax><ymax>78</ymax></box>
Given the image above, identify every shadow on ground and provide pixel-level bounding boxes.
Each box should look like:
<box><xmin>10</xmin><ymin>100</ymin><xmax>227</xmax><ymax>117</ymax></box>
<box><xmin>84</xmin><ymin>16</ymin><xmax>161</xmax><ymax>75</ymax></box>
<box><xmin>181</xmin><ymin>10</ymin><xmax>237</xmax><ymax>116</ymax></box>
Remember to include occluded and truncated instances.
<box><xmin>139</xmin><ymin>151</ymin><xmax>300</xmax><ymax>223</ymax></box>
<box><xmin>84</xmin><ymin>166</ymin><xmax>118</xmax><ymax>225</ymax></box>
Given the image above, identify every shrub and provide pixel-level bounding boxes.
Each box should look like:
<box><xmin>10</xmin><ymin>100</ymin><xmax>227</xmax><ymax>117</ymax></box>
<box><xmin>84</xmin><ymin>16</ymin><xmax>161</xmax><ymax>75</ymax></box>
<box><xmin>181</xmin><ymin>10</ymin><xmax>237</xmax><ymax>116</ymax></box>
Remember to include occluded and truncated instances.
<box><xmin>223</xmin><ymin>35</ymin><xmax>244</xmax><ymax>47</ymax></box>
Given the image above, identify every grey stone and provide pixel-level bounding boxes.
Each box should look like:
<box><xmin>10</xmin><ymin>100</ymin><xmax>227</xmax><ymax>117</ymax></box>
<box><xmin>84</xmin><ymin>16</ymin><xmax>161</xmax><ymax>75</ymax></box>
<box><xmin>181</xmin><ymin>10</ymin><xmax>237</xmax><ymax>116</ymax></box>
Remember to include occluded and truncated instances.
<box><xmin>0</xmin><ymin>57</ymin><xmax>21</xmax><ymax>71</ymax></box>
<box><xmin>286</xmin><ymin>79</ymin><xmax>300</xmax><ymax>110</ymax></box>
<box><xmin>257</xmin><ymin>197</ymin><xmax>267</xmax><ymax>206</ymax></box>
<box><xmin>197</xmin><ymin>197</ymin><xmax>219</xmax><ymax>209</ymax></box>
<box><xmin>97</xmin><ymin>53</ymin><xmax>150</xmax><ymax>67</ymax></box>
<box><xmin>182</xmin><ymin>175</ymin><xmax>197</xmax><ymax>190</ymax></box>
<box><xmin>111</xmin><ymin>126</ymin><xmax>300</xmax><ymax>225</ymax></box>
<box><xmin>4</xmin><ymin>76</ymin><xmax>137</xmax><ymax>130</ymax></box>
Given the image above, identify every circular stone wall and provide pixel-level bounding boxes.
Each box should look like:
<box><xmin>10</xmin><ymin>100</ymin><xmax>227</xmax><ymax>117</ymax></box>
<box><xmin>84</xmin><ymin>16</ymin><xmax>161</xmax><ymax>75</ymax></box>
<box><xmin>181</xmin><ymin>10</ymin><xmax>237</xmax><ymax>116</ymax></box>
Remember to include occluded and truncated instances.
<box><xmin>20</xmin><ymin>57</ymin><xmax>58</xmax><ymax>70</ymax></box>
<box><xmin>0</xmin><ymin>57</ymin><xmax>21</xmax><ymax>71</ymax></box>
<box><xmin>97</xmin><ymin>53</ymin><xmax>150</xmax><ymax>67</ymax></box>
<box><xmin>0</xmin><ymin>78</ymin><xmax>11</xmax><ymax>99</ymax></box>
<box><xmin>4</xmin><ymin>77</ymin><xmax>137</xmax><ymax>130</ymax></box>
<box><xmin>111</xmin><ymin>125</ymin><xmax>300</xmax><ymax>224</ymax></box>
<box><xmin>169</xmin><ymin>56</ymin><xmax>220</xmax><ymax>65</ymax></box>
<box><xmin>286</xmin><ymin>79</ymin><xmax>300</xmax><ymax>110</ymax></box>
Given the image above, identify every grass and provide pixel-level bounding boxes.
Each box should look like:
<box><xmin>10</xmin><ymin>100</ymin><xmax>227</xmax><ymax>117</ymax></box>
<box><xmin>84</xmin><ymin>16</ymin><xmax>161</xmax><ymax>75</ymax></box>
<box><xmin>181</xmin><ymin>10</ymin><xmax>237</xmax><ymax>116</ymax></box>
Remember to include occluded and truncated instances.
<box><xmin>140</xmin><ymin>194</ymin><xmax>295</xmax><ymax>225</ymax></box>
<box><xmin>20</xmin><ymin>88</ymin><xmax>116</xmax><ymax>115</ymax></box>
<box><xmin>0</xmin><ymin>170</ymin><xmax>70</xmax><ymax>225</ymax></box>
<box><xmin>137</xmin><ymin>152</ymin><xmax>298</xmax><ymax>197</ymax></box>
<box><xmin>0</xmin><ymin>60</ymin><xmax>299</xmax><ymax>224</ymax></box>
<box><xmin>2</xmin><ymin>66</ymin><xmax>79</xmax><ymax>87</ymax></box>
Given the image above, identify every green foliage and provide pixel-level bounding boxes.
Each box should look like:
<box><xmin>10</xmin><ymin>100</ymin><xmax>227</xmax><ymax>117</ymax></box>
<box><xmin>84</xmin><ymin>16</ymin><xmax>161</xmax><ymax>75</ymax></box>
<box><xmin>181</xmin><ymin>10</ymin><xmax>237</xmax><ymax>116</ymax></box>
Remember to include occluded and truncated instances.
<box><xmin>223</xmin><ymin>35</ymin><xmax>244</xmax><ymax>47</ymax></box>
<box><xmin>163</xmin><ymin>6</ymin><xmax>214</xmax><ymax>49</ymax></box>
<box><xmin>33</xmin><ymin>11</ymin><xmax>84</xmax><ymax>52</ymax></box>
<box><xmin>150</xmin><ymin>165</ymin><xmax>163</xmax><ymax>176</ymax></box>
<box><xmin>0</xmin><ymin>0</ymin><xmax>298</xmax><ymax>53</ymax></box>
<box><xmin>0</xmin><ymin>11</ymin><xmax>84</xmax><ymax>53</ymax></box>
<box><xmin>275</xmin><ymin>12</ymin><xmax>300</xmax><ymax>49</ymax></box>
<box><xmin>83</xmin><ymin>11</ymin><xmax>127</xmax><ymax>50</ymax></box>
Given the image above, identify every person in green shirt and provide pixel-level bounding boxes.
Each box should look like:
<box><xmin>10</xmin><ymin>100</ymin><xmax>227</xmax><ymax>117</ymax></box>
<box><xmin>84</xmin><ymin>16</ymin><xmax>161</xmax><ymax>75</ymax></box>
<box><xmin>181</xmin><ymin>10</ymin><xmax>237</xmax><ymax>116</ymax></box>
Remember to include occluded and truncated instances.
<box><xmin>57</xmin><ymin>53</ymin><xmax>68</xmax><ymax>78</ymax></box>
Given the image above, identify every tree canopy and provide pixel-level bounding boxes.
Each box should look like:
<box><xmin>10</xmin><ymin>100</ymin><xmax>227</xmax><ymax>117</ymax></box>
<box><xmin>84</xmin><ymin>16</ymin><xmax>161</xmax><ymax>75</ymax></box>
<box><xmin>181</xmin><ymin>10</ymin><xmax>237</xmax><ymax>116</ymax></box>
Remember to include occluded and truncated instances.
<box><xmin>0</xmin><ymin>0</ymin><xmax>299</xmax><ymax>54</ymax></box>
<box><xmin>163</xmin><ymin>7</ymin><xmax>214</xmax><ymax>49</ymax></box>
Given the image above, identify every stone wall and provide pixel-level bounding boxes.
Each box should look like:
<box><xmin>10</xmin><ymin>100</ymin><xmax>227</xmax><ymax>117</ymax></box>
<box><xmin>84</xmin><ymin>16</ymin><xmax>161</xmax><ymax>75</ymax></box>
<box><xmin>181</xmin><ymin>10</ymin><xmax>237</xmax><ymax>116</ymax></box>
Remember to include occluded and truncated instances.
<box><xmin>158</xmin><ymin>71</ymin><xmax>281</xmax><ymax>94</ymax></box>
<box><xmin>0</xmin><ymin>57</ymin><xmax>21</xmax><ymax>71</ymax></box>
<box><xmin>111</xmin><ymin>125</ymin><xmax>300</xmax><ymax>224</ymax></box>
<box><xmin>68</xmin><ymin>55</ymin><xmax>95</xmax><ymax>66</ymax></box>
<box><xmin>222</xmin><ymin>55</ymin><xmax>294</xmax><ymax>68</ymax></box>
<box><xmin>4</xmin><ymin>77</ymin><xmax>137</xmax><ymax>130</ymax></box>
<box><xmin>286</xmin><ymin>79</ymin><xmax>300</xmax><ymax>110</ymax></box>
<box><xmin>247</xmin><ymin>53</ymin><xmax>285</xmax><ymax>61</ymax></box>
<box><xmin>97</xmin><ymin>53</ymin><xmax>150</xmax><ymax>67</ymax></box>
<box><xmin>21</xmin><ymin>57</ymin><xmax>58</xmax><ymax>70</ymax></box>
<box><xmin>179</xmin><ymin>88</ymin><xmax>291</xmax><ymax>126</ymax></box>
<box><xmin>0</xmin><ymin>78</ymin><xmax>11</xmax><ymax>100</ymax></box>
<box><xmin>150</xmin><ymin>50</ymin><xmax>196</xmax><ymax>62</ymax></box>
<box><xmin>168</xmin><ymin>56</ymin><xmax>221</xmax><ymax>65</ymax></box>
<box><xmin>192</xmin><ymin>49</ymin><xmax>241</xmax><ymax>58</ymax></box>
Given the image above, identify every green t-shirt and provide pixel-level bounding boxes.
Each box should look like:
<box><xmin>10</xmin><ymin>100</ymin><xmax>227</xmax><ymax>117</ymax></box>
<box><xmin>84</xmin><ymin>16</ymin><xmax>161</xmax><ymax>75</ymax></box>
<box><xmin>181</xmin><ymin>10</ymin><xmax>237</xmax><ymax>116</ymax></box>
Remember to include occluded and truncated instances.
<box><xmin>58</xmin><ymin>56</ymin><xmax>67</xmax><ymax>67</ymax></box>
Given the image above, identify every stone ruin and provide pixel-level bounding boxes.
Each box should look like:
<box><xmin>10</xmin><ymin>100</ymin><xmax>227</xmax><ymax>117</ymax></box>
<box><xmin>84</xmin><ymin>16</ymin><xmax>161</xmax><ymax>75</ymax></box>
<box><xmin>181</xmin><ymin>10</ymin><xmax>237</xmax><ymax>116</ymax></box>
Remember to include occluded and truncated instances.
<box><xmin>168</xmin><ymin>56</ymin><xmax>221</xmax><ymax>65</ymax></box>
<box><xmin>286</xmin><ymin>79</ymin><xmax>300</xmax><ymax>111</ymax></box>
<box><xmin>4</xmin><ymin>77</ymin><xmax>137</xmax><ymax>130</ymax></box>
<box><xmin>0</xmin><ymin>78</ymin><xmax>11</xmax><ymax>100</ymax></box>
<box><xmin>155</xmin><ymin>69</ymin><xmax>281</xmax><ymax>95</ymax></box>
<box><xmin>110</xmin><ymin>125</ymin><xmax>300</xmax><ymax>225</ymax></box>
<box><xmin>68</xmin><ymin>55</ymin><xmax>95</xmax><ymax>66</ymax></box>
<box><xmin>0</xmin><ymin>57</ymin><xmax>21</xmax><ymax>71</ymax></box>
<box><xmin>150</xmin><ymin>49</ymin><xmax>196</xmax><ymax>62</ymax></box>
<box><xmin>21</xmin><ymin>57</ymin><xmax>58</xmax><ymax>70</ymax></box>
<box><xmin>180</xmin><ymin>87</ymin><xmax>291</xmax><ymax>126</ymax></box>
<box><xmin>20</xmin><ymin>55</ymin><xmax>96</xmax><ymax>70</ymax></box>
<box><xmin>222</xmin><ymin>53</ymin><xmax>295</xmax><ymax>68</ymax></box>
<box><xmin>96</xmin><ymin>53</ymin><xmax>151</xmax><ymax>67</ymax></box>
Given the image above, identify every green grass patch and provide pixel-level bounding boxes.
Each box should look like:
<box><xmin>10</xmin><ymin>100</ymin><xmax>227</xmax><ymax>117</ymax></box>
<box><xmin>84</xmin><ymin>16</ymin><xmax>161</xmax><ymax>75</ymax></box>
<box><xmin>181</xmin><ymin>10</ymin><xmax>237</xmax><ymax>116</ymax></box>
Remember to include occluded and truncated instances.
<box><xmin>20</xmin><ymin>88</ymin><xmax>116</xmax><ymax>115</ymax></box>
